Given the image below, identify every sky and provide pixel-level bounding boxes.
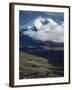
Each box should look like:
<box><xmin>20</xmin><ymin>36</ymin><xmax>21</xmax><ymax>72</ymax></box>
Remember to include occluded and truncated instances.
<box><xmin>19</xmin><ymin>10</ymin><xmax>64</xmax><ymax>29</ymax></box>
<box><xmin>19</xmin><ymin>10</ymin><xmax>64</xmax><ymax>43</ymax></box>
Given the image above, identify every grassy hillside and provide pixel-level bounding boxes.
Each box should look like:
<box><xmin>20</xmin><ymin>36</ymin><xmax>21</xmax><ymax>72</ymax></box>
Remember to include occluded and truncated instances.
<box><xmin>19</xmin><ymin>52</ymin><xmax>64</xmax><ymax>79</ymax></box>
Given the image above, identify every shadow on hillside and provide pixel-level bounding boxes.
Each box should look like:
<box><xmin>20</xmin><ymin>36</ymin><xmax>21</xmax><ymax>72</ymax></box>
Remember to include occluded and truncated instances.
<box><xmin>20</xmin><ymin>46</ymin><xmax>64</xmax><ymax>68</ymax></box>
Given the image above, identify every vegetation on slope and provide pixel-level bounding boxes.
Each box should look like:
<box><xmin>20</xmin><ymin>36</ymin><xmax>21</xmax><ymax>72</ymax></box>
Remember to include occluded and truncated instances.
<box><xmin>19</xmin><ymin>52</ymin><xmax>64</xmax><ymax>79</ymax></box>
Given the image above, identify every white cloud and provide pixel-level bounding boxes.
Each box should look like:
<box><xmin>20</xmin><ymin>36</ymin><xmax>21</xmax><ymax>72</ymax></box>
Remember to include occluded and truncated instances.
<box><xmin>23</xmin><ymin>17</ymin><xmax>64</xmax><ymax>43</ymax></box>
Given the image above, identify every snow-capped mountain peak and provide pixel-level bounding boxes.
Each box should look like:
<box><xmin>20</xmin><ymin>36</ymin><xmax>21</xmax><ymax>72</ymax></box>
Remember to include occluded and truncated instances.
<box><xmin>20</xmin><ymin>16</ymin><xmax>64</xmax><ymax>43</ymax></box>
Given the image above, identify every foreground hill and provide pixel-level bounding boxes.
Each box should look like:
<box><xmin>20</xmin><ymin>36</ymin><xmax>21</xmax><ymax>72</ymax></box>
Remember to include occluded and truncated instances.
<box><xmin>19</xmin><ymin>52</ymin><xmax>64</xmax><ymax>79</ymax></box>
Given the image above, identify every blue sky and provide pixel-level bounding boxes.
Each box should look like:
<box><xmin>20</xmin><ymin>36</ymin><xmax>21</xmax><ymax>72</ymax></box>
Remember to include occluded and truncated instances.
<box><xmin>19</xmin><ymin>10</ymin><xmax>64</xmax><ymax>30</ymax></box>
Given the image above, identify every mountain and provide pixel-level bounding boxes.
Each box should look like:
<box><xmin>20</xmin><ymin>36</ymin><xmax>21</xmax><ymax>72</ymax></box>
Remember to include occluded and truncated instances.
<box><xmin>31</xmin><ymin>25</ymin><xmax>38</xmax><ymax>31</ymax></box>
<box><xmin>19</xmin><ymin>17</ymin><xmax>64</xmax><ymax>70</ymax></box>
<box><xmin>19</xmin><ymin>17</ymin><xmax>64</xmax><ymax>48</ymax></box>
<box><xmin>20</xmin><ymin>25</ymin><xmax>38</xmax><ymax>33</ymax></box>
